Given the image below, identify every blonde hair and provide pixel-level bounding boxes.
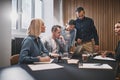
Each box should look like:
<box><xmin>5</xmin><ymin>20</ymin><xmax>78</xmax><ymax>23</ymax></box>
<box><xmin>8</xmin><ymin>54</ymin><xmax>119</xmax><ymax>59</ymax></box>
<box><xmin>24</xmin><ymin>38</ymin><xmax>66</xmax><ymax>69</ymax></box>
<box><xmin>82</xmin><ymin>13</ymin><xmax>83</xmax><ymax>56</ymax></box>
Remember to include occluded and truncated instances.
<box><xmin>28</xmin><ymin>18</ymin><xmax>44</xmax><ymax>37</ymax></box>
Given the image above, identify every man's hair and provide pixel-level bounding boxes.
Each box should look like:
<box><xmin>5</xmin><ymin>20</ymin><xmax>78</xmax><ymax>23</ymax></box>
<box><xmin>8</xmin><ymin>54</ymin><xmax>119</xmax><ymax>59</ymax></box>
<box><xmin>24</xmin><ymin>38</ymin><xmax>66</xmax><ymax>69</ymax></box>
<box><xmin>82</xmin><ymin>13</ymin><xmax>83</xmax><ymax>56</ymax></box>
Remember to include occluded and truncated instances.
<box><xmin>68</xmin><ymin>19</ymin><xmax>76</xmax><ymax>25</ymax></box>
<box><xmin>118</xmin><ymin>21</ymin><xmax>120</xmax><ymax>23</ymax></box>
<box><xmin>51</xmin><ymin>25</ymin><xmax>61</xmax><ymax>32</ymax></box>
<box><xmin>76</xmin><ymin>7</ymin><xmax>84</xmax><ymax>13</ymax></box>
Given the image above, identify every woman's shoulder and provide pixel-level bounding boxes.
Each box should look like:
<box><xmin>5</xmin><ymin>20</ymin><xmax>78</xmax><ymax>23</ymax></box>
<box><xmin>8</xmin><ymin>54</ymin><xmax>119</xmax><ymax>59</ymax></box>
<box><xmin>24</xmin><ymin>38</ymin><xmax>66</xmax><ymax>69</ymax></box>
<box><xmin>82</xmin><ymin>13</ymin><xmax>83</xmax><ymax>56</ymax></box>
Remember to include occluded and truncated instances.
<box><xmin>22</xmin><ymin>36</ymin><xmax>35</xmax><ymax>43</ymax></box>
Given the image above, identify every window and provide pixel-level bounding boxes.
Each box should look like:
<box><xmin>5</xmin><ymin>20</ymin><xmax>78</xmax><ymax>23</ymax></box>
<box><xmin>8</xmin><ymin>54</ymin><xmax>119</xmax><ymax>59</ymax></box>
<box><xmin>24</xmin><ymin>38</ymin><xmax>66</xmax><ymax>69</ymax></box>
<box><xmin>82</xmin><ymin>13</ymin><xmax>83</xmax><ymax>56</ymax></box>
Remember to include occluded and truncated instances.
<box><xmin>21</xmin><ymin>0</ymin><xmax>32</xmax><ymax>29</ymax></box>
<box><xmin>11</xmin><ymin>0</ymin><xmax>17</xmax><ymax>29</ymax></box>
<box><xmin>35</xmin><ymin>0</ymin><xmax>42</xmax><ymax>18</ymax></box>
<box><xmin>11</xmin><ymin>0</ymin><xmax>43</xmax><ymax>31</ymax></box>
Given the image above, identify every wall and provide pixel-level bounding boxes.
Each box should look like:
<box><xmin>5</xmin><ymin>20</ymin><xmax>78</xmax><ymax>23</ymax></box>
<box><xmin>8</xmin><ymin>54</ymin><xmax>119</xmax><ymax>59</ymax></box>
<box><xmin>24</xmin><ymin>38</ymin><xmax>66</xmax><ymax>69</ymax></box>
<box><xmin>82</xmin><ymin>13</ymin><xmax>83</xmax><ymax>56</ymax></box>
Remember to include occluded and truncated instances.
<box><xmin>0</xmin><ymin>0</ymin><xmax>11</xmax><ymax>67</ymax></box>
<box><xmin>41</xmin><ymin>0</ymin><xmax>64</xmax><ymax>38</ymax></box>
<box><xmin>63</xmin><ymin>0</ymin><xmax>120</xmax><ymax>51</ymax></box>
<box><xmin>54</xmin><ymin>0</ymin><xmax>63</xmax><ymax>26</ymax></box>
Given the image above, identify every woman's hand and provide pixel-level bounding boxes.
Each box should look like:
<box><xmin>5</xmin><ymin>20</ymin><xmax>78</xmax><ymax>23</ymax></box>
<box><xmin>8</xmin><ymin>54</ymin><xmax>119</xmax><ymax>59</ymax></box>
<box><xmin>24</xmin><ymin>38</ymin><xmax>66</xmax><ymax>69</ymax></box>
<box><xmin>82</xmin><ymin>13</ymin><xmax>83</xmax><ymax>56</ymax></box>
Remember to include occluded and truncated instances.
<box><xmin>38</xmin><ymin>56</ymin><xmax>50</xmax><ymax>62</ymax></box>
<box><xmin>50</xmin><ymin>53</ymin><xmax>59</xmax><ymax>58</ymax></box>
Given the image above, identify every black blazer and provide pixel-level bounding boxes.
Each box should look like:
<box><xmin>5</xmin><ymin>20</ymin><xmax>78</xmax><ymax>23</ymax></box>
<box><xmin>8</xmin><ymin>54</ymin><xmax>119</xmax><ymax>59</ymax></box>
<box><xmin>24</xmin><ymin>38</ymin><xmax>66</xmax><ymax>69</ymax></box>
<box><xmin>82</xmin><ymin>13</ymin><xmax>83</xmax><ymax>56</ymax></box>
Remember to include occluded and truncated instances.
<box><xmin>115</xmin><ymin>41</ymin><xmax>120</xmax><ymax>61</ymax></box>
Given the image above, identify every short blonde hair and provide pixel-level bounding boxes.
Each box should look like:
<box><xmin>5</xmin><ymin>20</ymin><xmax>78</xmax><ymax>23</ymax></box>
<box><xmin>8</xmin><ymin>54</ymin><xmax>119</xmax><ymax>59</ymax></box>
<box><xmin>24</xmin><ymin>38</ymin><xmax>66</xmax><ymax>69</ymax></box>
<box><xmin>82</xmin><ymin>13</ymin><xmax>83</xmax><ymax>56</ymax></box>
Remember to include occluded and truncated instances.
<box><xmin>28</xmin><ymin>18</ymin><xmax>44</xmax><ymax>37</ymax></box>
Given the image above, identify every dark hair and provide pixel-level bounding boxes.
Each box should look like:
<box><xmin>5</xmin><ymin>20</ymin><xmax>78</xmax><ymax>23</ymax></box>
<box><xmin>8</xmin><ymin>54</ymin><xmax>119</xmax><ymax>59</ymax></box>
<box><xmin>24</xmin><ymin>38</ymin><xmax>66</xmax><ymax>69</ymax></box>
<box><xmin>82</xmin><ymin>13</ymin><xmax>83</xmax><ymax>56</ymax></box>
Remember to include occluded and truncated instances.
<box><xmin>118</xmin><ymin>21</ymin><xmax>120</xmax><ymax>23</ymax></box>
<box><xmin>76</xmin><ymin>7</ymin><xmax>84</xmax><ymax>13</ymax></box>
<box><xmin>68</xmin><ymin>19</ymin><xmax>76</xmax><ymax>25</ymax></box>
<box><xmin>51</xmin><ymin>25</ymin><xmax>61</xmax><ymax>32</ymax></box>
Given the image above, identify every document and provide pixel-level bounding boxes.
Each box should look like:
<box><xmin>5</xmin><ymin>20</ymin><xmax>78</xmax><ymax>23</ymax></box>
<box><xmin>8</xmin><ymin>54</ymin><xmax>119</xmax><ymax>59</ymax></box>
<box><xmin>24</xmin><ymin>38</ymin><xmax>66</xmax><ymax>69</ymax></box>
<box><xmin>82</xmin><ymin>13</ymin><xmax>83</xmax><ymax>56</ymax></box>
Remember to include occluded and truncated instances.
<box><xmin>79</xmin><ymin>63</ymin><xmax>112</xmax><ymax>69</ymax></box>
<box><xmin>34</xmin><ymin>59</ymin><xmax>54</xmax><ymax>64</ymax></box>
<box><xmin>93</xmin><ymin>55</ymin><xmax>115</xmax><ymax>61</ymax></box>
<box><xmin>28</xmin><ymin>63</ymin><xmax>64</xmax><ymax>71</ymax></box>
<box><xmin>92</xmin><ymin>52</ymin><xmax>99</xmax><ymax>55</ymax></box>
<box><xmin>62</xmin><ymin>57</ymin><xmax>70</xmax><ymax>60</ymax></box>
<box><xmin>67</xmin><ymin>59</ymin><xmax>79</xmax><ymax>64</ymax></box>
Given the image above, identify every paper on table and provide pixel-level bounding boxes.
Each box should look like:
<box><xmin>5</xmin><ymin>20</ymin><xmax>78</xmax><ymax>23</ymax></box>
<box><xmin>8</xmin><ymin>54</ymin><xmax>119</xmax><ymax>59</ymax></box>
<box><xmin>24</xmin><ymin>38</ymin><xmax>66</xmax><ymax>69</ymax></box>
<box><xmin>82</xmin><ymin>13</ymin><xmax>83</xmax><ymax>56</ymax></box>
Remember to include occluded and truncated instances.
<box><xmin>93</xmin><ymin>55</ymin><xmax>115</xmax><ymax>61</ymax></box>
<box><xmin>93</xmin><ymin>52</ymin><xmax>99</xmax><ymax>55</ymax></box>
<box><xmin>62</xmin><ymin>57</ymin><xmax>70</xmax><ymax>60</ymax></box>
<box><xmin>79</xmin><ymin>63</ymin><xmax>112</xmax><ymax>69</ymax></box>
<box><xmin>67</xmin><ymin>59</ymin><xmax>79</xmax><ymax>64</ymax></box>
<box><xmin>34</xmin><ymin>59</ymin><xmax>54</xmax><ymax>64</ymax></box>
<box><xmin>28</xmin><ymin>63</ymin><xmax>64</xmax><ymax>71</ymax></box>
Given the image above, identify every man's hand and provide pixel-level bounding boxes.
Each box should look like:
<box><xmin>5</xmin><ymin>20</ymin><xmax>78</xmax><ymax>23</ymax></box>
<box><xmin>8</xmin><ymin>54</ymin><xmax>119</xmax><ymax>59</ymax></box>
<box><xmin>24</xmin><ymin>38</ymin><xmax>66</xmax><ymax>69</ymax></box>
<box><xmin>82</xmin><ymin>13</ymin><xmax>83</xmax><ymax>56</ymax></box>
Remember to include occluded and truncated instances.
<box><xmin>59</xmin><ymin>35</ymin><xmax>66</xmax><ymax>44</ymax></box>
<box><xmin>77</xmin><ymin>38</ymin><xmax>82</xmax><ymax>45</ymax></box>
<box><xmin>94</xmin><ymin>45</ymin><xmax>99</xmax><ymax>52</ymax></box>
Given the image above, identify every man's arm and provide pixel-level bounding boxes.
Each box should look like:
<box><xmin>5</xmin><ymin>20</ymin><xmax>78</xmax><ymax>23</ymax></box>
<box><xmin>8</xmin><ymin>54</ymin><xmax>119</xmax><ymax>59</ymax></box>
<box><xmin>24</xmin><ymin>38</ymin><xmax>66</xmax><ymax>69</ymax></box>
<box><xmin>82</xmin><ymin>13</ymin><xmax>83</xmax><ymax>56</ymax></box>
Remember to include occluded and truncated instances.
<box><xmin>91</xmin><ymin>19</ymin><xmax>99</xmax><ymax>45</ymax></box>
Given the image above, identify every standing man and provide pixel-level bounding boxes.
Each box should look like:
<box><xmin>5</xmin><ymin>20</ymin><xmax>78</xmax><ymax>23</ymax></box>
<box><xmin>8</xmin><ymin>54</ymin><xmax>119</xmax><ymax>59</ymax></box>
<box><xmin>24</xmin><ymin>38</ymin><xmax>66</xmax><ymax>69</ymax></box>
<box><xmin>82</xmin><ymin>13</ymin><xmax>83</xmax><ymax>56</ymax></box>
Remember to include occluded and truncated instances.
<box><xmin>75</xmin><ymin>7</ymin><xmax>99</xmax><ymax>53</ymax></box>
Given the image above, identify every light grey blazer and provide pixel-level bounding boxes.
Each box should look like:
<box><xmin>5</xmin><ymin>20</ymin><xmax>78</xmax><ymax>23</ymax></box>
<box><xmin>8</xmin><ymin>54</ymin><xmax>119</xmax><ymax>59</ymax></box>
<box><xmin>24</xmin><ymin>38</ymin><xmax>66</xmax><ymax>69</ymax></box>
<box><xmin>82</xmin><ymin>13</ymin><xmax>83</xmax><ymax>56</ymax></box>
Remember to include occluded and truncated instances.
<box><xmin>42</xmin><ymin>37</ymin><xmax>65</xmax><ymax>54</ymax></box>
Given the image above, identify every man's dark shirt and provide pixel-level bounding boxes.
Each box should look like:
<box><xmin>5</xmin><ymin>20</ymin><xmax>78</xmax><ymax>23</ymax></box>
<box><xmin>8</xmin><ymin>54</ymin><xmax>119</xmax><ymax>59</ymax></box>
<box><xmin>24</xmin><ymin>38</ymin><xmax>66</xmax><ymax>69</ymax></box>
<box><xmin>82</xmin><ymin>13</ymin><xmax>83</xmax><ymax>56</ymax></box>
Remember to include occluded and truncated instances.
<box><xmin>115</xmin><ymin>41</ymin><xmax>120</xmax><ymax>61</ymax></box>
<box><xmin>75</xmin><ymin>17</ymin><xmax>99</xmax><ymax>45</ymax></box>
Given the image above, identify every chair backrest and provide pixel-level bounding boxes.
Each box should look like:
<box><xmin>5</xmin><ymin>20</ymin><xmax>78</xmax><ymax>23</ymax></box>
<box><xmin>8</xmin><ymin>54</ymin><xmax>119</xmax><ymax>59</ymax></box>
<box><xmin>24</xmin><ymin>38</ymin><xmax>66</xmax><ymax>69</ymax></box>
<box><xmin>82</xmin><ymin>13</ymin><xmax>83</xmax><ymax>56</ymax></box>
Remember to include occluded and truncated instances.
<box><xmin>12</xmin><ymin>38</ymin><xmax>24</xmax><ymax>55</ymax></box>
<box><xmin>10</xmin><ymin>54</ymin><xmax>19</xmax><ymax>65</ymax></box>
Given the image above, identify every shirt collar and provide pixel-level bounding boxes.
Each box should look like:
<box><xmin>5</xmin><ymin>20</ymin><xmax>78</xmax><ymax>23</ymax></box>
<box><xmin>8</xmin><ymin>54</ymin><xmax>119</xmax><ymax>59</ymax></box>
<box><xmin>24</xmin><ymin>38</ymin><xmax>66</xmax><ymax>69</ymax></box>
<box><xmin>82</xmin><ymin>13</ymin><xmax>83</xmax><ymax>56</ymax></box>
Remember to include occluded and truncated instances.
<box><xmin>28</xmin><ymin>35</ymin><xmax>40</xmax><ymax>40</ymax></box>
<box><xmin>77</xmin><ymin>16</ymin><xmax>86</xmax><ymax>21</ymax></box>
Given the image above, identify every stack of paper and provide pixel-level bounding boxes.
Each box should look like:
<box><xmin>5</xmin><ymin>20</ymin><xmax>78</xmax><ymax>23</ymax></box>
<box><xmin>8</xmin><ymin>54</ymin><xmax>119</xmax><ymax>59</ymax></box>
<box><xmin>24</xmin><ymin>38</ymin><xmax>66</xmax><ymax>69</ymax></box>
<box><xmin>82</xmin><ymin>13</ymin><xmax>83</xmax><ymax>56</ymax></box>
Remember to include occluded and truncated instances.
<box><xmin>28</xmin><ymin>63</ymin><xmax>64</xmax><ymax>71</ymax></box>
<box><xmin>93</xmin><ymin>52</ymin><xmax>99</xmax><ymax>55</ymax></box>
<box><xmin>67</xmin><ymin>59</ymin><xmax>79</xmax><ymax>64</ymax></box>
<box><xmin>93</xmin><ymin>55</ymin><xmax>115</xmax><ymax>61</ymax></box>
<box><xmin>79</xmin><ymin>63</ymin><xmax>112</xmax><ymax>69</ymax></box>
<box><xmin>62</xmin><ymin>57</ymin><xmax>70</xmax><ymax>60</ymax></box>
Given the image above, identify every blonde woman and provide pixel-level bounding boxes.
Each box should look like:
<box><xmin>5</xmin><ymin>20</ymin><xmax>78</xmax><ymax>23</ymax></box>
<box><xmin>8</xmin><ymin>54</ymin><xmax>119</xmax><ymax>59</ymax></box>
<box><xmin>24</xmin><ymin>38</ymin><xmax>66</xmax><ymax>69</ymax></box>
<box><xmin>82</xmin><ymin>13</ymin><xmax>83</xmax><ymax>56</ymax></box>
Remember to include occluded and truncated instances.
<box><xmin>19</xmin><ymin>18</ymin><xmax>50</xmax><ymax>64</ymax></box>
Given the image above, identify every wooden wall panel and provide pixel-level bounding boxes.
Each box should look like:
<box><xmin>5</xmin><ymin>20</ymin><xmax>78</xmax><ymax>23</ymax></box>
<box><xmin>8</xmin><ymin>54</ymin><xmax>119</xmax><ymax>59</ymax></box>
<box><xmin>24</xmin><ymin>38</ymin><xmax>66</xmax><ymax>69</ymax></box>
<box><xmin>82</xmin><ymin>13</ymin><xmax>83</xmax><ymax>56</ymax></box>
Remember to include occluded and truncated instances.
<box><xmin>63</xmin><ymin>0</ymin><xmax>120</xmax><ymax>51</ymax></box>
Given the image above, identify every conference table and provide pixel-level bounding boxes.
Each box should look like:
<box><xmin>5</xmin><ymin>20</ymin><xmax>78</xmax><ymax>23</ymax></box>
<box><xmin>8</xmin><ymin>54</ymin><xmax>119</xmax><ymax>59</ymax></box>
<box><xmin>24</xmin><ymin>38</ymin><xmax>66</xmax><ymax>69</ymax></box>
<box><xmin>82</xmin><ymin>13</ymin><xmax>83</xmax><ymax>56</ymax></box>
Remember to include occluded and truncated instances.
<box><xmin>0</xmin><ymin>56</ymin><xmax>118</xmax><ymax>80</ymax></box>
